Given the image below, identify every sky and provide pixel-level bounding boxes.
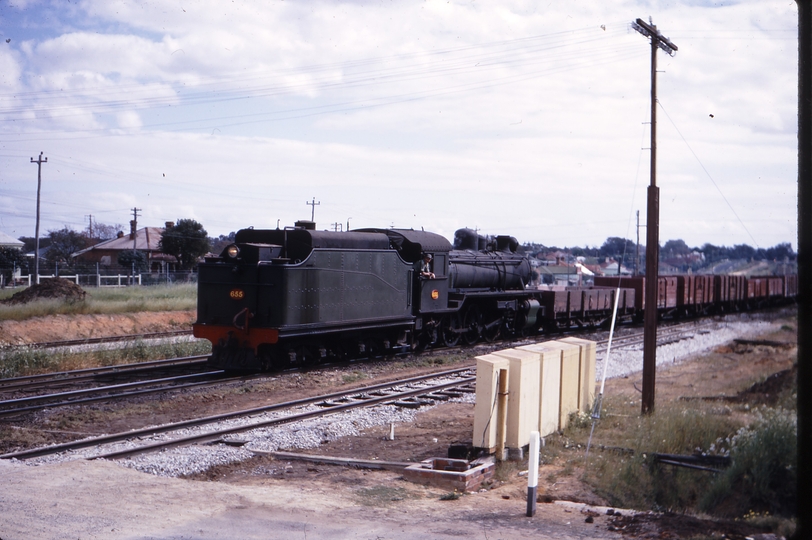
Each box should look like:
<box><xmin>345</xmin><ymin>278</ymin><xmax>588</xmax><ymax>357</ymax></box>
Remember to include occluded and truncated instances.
<box><xmin>0</xmin><ymin>0</ymin><xmax>798</xmax><ymax>251</ymax></box>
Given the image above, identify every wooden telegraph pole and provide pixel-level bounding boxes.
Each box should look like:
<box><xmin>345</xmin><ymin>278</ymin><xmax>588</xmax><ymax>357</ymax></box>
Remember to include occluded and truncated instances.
<box><xmin>30</xmin><ymin>152</ymin><xmax>48</xmax><ymax>284</ymax></box>
<box><xmin>307</xmin><ymin>197</ymin><xmax>320</xmax><ymax>222</ymax></box>
<box><xmin>631</xmin><ymin>18</ymin><xmax>678</xmax><ymax>414</ymax></box>
<box><xmin>796</xmin><ymin>0</ymin><xmax>811</xmax><ymax>535</ymax></box>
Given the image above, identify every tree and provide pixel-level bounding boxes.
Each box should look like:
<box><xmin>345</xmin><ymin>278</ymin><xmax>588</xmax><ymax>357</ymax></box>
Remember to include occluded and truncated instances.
<box><xmin>765</xmin><ymin>243</ymin><xmax>795</xmax><ymax>261</ymax></box>
<box><xmin>46</xmin><ymin>227</ymin><xmax>88</xmax><ymax>264</ymax></box>
<box><xmin>662</xmin><ymin>239</ymin><xmax>691</xmax><ymax>258</ymax></box>
<box><xmin>0</xmin><ymin>247</ymin><xmax>27</xmax><ymax>285</ymax></box>
<box><xmin>599</xmin><ymin>237</ymin><xmax>637</xmax><ymax>267</ymax></box>
<box><xmin>159</xmin><ymin>219</ymin><xmax>210</xmax><ymax>270</ymax></box>
<box><xmin>117</xmin><ymin>250</ymin><xmax>148</xmax><ymax>273</ymax></box>
<box><xmin>88</xmin><ymin>221</ymin><xmax>123</xmax><ymax>242</ymax></box>
<box><xmin>209</xmin><ymin>231</ymin><xmax>237</xmax><ymax>256</ymax></box>
<box><xmin>730</xmin><ymin>244</ymin><xmax>756</xmax><ymax>261</ymax></box>
<box><xmin>700</xmin><ymin>243</ymin><xmax>723</xmax><ymax>263</ymax></box>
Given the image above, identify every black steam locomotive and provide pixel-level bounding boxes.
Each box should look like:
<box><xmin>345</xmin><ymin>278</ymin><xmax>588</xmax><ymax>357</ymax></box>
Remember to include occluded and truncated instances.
<box><xmin>193</xmin><ymin>221</ymin><xmax>548</xmax><ymax>370</ymax></box>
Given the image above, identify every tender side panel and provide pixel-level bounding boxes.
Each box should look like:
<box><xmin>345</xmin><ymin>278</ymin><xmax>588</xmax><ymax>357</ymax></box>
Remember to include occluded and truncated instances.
<box><xmin>280</xmin><ymin>249</ymin><xmax>412</xmax><ymax>327</ymax></box>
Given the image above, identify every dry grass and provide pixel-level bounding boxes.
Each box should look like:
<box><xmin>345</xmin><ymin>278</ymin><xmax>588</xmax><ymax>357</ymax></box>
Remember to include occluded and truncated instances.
<box><xmin>0</xmin><ymin>283</ymin><xmax>196</xmax><ymax>321</ymax></box>
<box><xmin>0</xmin><ymin>339</ymin><xmax>210</xmax><ymax>378</ymax></box>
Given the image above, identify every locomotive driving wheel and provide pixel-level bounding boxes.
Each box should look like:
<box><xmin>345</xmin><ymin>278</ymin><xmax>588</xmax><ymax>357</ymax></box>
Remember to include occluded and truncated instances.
<box><xmin>482</xmin><ymin>314</ymin><xmax>501</xmax><ymax>343</ymax></box>
<box><xmin>461</xmin><ymin>306</ymin><xmax>482</xmax><ymax>345</ymax></box>
<box><xmin>441</xmin><ymin>314</ymin><xmax>461</xmax><ymax>347</ymax></box>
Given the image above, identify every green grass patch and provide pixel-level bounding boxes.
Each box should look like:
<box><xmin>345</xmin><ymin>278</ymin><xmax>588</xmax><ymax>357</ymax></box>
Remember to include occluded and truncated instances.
<box><xmin>578</xmin><ymin>395</ymin><xmax>797</xmax><ymax>521</ymax></box>
<box><xmin>341</xmin><ymin>371</ymin><xmax>367</xmax><ymax>384</ymax></box>
<box><xmin>0</xmin><ymin>339</ymin><xmax>211</xmax><ymax>379</ymax></box>
<box><xmin>0</xmin><ymin>283</ymin><xmax>196</xmax><ymax>321</ymax></box>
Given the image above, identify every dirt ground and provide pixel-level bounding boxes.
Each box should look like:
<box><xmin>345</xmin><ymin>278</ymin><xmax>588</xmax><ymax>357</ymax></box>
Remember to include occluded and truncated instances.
<box><xmin>0</xmin><ymin>310</ymin><xmax>196</xmax><ymax>346</ymax></box>
<box><xmin>0</xmin><ymin>311</ymin><xmax>798</xmax><ymax>539</ymax></box>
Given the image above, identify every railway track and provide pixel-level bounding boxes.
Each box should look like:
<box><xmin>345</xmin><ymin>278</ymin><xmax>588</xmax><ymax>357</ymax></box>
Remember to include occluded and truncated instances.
<box><xmin>0</xmin><ymin>367</ymin><xmax>476</xmax><ymax>461</ymax></box>
<box><xmin>593</xmin><ymin>320</ymin><xmax>716</xmax><ymax>355</ymax></box>
<box><xmin>0</xmin><ymin>319</ymin><xmax>713</xmax><ymax>418</ymax></box>
<box><xmin>0</xmin><ymin>369</ymin><xmax>256</xmax><ymax>418</ymax></box>
<box><xmin>0</xmin><ymin>355</ymin><xmax>210</xmax><ymax>393</ymax></box>
<box><xmin>8</xmin><ymin>329</ymin><xmax>194</xmax><ymax>350</ymax></box>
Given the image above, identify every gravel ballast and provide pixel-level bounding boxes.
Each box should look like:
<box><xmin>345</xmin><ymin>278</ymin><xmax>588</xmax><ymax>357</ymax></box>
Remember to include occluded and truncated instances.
<box><xmin>14</xmin><ymin>317</ymin><xmax>782</xmax><ymax>477</ymax></box>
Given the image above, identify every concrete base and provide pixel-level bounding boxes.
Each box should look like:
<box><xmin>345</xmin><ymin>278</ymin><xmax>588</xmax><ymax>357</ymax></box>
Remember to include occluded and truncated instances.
<box><xmin>402</xmin><ymin>457</ymin><xmax>495</xmax><ymax>492</ymax></box>
<box><xmin>507</xmin><ymin>446</ymin><xmax>525</xmax><ymax>461</ymax></box>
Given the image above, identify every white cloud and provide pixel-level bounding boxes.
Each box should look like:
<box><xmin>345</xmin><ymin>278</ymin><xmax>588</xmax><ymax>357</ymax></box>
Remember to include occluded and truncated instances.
<box><xmin>0</xmin><ymin>0</ymin><xmax>798</xmax><ymax>251</ymax></box>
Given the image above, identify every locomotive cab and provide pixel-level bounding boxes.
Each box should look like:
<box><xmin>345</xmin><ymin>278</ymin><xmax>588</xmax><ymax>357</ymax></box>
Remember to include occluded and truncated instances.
<box><xmin>415</xmin><ymin>251</ymin><xmax>451</xmax><ymax>314</ymax></box>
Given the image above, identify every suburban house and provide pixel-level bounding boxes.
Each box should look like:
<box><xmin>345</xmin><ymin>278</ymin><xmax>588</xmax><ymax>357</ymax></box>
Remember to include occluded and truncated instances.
<box><xmin>0</xmin><ymin>231</ymin><xmax>24</xmax><ymax>250</ymax></box>
<box><xmin>72</xmin><ymin>224</ymin><xmax>176</xmax><ymax>273</ymax></box>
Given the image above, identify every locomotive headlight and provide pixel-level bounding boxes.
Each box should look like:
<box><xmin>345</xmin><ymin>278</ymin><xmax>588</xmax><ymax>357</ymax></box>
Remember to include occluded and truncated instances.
<box><xmin>226</xmin><ymin>244</ymin><xmax>240</xmax><ymax>259</ymax></box>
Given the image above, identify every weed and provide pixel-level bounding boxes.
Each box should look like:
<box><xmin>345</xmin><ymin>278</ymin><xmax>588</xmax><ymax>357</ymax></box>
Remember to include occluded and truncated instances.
<box><xmin>0</xmin><ymin>346</ymin><xmax>62</xmax><ymax>378</ymax></box>
<box><xmin>700</xmin><ymin>408</ymin><xmax>796</xmax><ymax>518</ymax></box>
<box><xmin>582</xmin><ymin>403</ymin><xmax>740</xmax><ymax>512</ymax></box>
<box><xmin>568</xmin><ymin>410</ymin><xmax>592</xmax><ymax>429</ymax></box>
<box><xmin>0</xmin><ymin>339</ymin><xmax>210</xmax><ymax>378</ymax></box>
<box><xmin>493</xmin><ymin>459</ymin><xmax>519</xmax><ymax>482</ymax></box>
<box><xmin>342</xmin><ymin>371</ymin><xmax>367</xmax><ymax>384</ymax></box>
<box><xmin>439</xmin><ymin>491</ymin><xmax>461</xmax><ymax>500</ymax></box>
<box><xmin>780</xmin><ymin>324</ymin><xmax>794</xmax><ymax>332</ymax></box>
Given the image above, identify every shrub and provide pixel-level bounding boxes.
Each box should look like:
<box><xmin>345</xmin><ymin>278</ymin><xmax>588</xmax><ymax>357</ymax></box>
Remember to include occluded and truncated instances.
<box><xmin>700</xmin><ymin>407</ymin><xmax>796</xmax><ymax>517</ymax></box>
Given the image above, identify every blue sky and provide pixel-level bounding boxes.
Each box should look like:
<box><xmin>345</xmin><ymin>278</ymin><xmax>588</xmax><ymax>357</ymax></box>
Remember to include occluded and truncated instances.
<box><xmin>0</xmin><ymin>0</ymin><xmax>798</xmax><ymax>250</ymax></box>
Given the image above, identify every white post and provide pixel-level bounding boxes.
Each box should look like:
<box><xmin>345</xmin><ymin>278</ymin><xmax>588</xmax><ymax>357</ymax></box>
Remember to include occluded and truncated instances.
<box><xmin>526</xmin><ymin>430</ymin><xmax>540</xmax><ymax>517</ymax></box>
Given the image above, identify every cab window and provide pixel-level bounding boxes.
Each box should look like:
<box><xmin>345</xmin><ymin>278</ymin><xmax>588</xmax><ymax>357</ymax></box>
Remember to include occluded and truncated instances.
<box><xmin>432</xmin><ymin>254</ymin><xmax>447</xmax><ymax>278</ymax></box>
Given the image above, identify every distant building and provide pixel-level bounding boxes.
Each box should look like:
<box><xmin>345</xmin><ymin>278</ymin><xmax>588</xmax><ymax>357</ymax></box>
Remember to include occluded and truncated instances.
<box><xmin>72</xmin><ymin>225</ymin><xmax>176</xmax><ymax>272</ymax></box>
<box><xmin>0</xmin><ymin>231</ymin><xmax>24</xmax><ymax>249</ymax></box>
<box><xmin>599</xmin><ymin>259</ymin><xmax>631</xmax><ymax>276</ymax></box>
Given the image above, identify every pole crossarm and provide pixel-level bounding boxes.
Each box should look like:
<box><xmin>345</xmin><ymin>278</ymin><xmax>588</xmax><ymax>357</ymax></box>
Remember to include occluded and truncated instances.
<box><xmin>632</xmin><ymin>18</ymin><xmax>678</xmax><ymax>56</ymax></box>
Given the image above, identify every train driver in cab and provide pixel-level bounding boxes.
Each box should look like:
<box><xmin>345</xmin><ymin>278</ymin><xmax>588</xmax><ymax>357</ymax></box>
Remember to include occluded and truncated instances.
<box><xmin>420</xmin><ymin>253</ymin><xmax>435</xmax><ymax>279</ymax></box>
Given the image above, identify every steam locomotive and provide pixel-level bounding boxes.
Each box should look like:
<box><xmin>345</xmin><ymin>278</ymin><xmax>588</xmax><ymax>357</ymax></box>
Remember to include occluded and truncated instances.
<box><xmin>192</xmin><ymin>221</ymin><xmax>795</xmax><ymax>371</ymax></box>
<box><xmin>193</xmin><ymin>222</ymin><xmax>556</xmax><ymax>370</ymax></box>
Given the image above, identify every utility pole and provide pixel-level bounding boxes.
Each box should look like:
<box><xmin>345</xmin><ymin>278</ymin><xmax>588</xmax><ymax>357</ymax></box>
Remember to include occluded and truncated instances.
<box><xmin>632</xmin><ymin>17</ymin><xmax>677</xmax><ymax>414</ymax></box>
<box><xmin>130</xmin><ymin>207</ymin><xmax>141</xmax><ymax>285</ymax></box>
<box><xmin>331</xmin><ymin>222</ymin><xmax>343</xmax><ymax>232</ymax></box>
<box><xmin>130</xmin><ymin>207</ymin><xmax>141</xmax><ymax>252</ymax></box>
<box><xmin>635</xmin><ymin>210</ymin><xmax>640</xmax><ymax>276</ymax></box>
<box><xmin>307</xmin><ymin>197</ymin><xmax>320</xmax><ymax>222</ymax></box>
<box><xmin>86</xmin><ymin>215</ymin><xmax>94</xmax><ymax>238</ymax></box>
<box><xmin>30</xmin><ymin>152</ymin><xmax>47</xmax><ymax>284</ymax></box>
<box><xmin>795</xmin><ymin>1</ymin><xmax>811</xmax><ymax>535</ymax></box>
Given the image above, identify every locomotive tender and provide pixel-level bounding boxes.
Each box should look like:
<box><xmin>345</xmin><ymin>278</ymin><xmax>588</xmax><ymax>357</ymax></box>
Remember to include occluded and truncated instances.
<box><xmin>193</xmin><ymin>221</ymin><xmax>796</xmax><ymax>371</ymax></box>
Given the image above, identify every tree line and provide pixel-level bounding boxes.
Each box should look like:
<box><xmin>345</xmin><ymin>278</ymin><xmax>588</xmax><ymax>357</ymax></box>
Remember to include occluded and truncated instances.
<box><xmin>522</xmin><ymin>236</ymin><xmax>796</xmax><ymax>270</ymax></box>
